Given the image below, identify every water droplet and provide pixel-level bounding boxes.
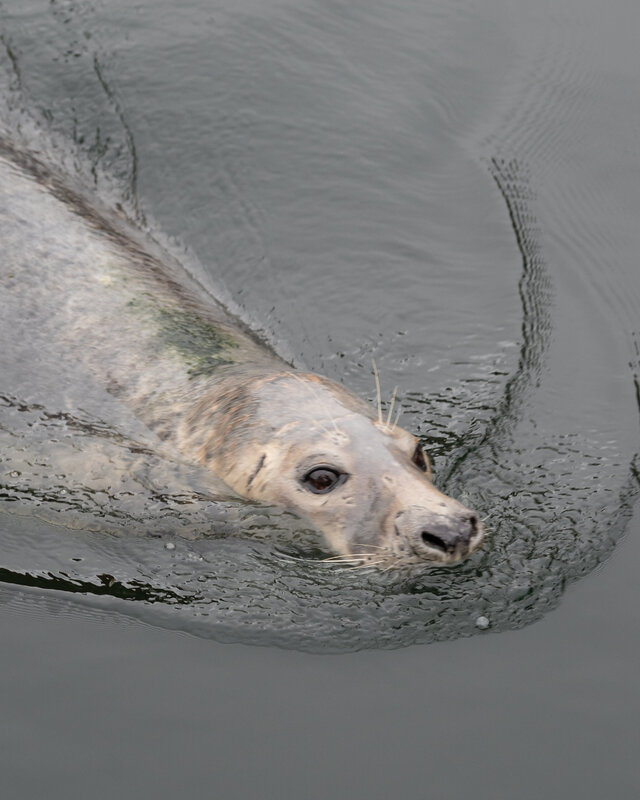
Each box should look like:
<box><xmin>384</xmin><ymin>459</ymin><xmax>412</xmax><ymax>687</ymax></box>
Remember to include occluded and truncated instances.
<box><xmin>164</xmin><ymin>542</ymin><xmax>176</xmax><ymax>551</ymax></box>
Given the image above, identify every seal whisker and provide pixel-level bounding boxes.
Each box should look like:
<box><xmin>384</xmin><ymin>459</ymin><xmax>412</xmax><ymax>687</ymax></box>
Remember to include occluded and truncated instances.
<box><xmin>322</xmin><ymin>548</ymin><xmax>385</xmax><ymax>559</ymax></box>
<box><xmin>320</xmin><ymin>553</ymin><xmax>362</xmax><ymax>562</ymax></box>
<box><xmin>320</xmin><ymin>556</ymin><xmax>384</xmax><ymax>568</ymax></box>
<box><xmin>325</xmin><ymin>543</ymin><xmax>385</xmax><ymax>553</ymax></box>
<box><xmin>321</xmin><ymin>554</ymin><xmax>374</xmax><ymax>562</ymax></box>
<box><xmin>392</xmin><ymin>406</ymin><xmax>403</xmax><ymax>430</ymax></box>
<box><xmin>386</xmin><ymin>385</ymin><xmax>398</xmax><ymax>429</ymax></box>
<box><xmin>371</xmin><ymin>359</ymin><xmax>383</xmax><ymax>425</ymax></box>
<box><xmin>342</xmin><ymin>560</ymin><xmax>386</xmax><ymax>571</ymax></box>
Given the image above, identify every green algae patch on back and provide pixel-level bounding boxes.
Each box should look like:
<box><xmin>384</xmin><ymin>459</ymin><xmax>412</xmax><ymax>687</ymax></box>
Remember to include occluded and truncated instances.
<box><xmin>155</xmin><ymin>307</ymin><xmax>240</xmax><ymax>379</ymax></box>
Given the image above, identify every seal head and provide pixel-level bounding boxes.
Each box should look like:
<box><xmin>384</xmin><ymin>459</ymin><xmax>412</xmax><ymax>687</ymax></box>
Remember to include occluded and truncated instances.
<box><xmin>181</xmin><ymin>371</ymin><xmax>483</xmax><ymax>567</ymax></box>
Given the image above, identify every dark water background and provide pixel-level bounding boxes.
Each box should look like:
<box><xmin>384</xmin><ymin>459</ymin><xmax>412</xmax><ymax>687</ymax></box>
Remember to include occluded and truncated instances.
<box><xmin>1</xmin><ymin>0</ymin><xmax>639</xmax><ymax>796</ymax></box>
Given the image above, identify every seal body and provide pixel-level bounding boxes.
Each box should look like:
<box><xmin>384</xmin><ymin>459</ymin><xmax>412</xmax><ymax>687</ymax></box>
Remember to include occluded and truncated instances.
<box><xmin>0</xmin><ymin>141</ymin><xmax>483</xmax><ymax>566</ymax></box>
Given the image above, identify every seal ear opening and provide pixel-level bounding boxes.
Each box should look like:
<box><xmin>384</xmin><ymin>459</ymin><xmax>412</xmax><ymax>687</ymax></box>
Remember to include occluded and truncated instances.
<box><xmin>412</xmin><ymin>443</ymin><xmax>431</xmax><ymax>477</ymax></box>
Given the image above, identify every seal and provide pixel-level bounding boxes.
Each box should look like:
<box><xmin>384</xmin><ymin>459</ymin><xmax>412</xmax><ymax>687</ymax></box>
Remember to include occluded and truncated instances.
<box><xmin>0</xmin><ymin>139</ymin><xmax>483</xmax><ymax>566</ymax></box>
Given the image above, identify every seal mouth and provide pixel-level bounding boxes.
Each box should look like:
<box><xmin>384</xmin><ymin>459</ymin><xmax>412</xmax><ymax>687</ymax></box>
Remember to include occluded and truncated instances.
<box><xmin>407</xmin><ymin>539</ymin><xmax>469</xmax><ymax>565</ymax></box>
<box><xmin>406</xmin><ymin>536</ymin><xmax>465</xmax><ymax>565</ymax></box>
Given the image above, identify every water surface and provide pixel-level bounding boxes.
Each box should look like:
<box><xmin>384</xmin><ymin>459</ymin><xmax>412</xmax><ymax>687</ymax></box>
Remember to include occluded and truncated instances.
<box><xmin>1</xmin><ymin>0</ymin><xmax>639</xmax><ymax>794</ymax></box>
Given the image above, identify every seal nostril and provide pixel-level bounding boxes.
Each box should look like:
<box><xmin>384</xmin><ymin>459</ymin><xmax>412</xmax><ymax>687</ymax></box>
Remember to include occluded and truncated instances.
<box><xmin>421</xmin><ymin>531</ymin><xmax>449</xmax><ymax>552</ymax></box>
<box><xmin>468</xmin><ymin>514</ymin><xmax>479</xmax><ymax>536</ymax></box>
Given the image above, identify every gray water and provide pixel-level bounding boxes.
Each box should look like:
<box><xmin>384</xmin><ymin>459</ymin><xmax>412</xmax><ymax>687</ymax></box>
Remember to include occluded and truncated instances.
<box><xmin>1</xmin><ymin>0</ymin><xmax>639</xmax><ymax>795</ymax></box>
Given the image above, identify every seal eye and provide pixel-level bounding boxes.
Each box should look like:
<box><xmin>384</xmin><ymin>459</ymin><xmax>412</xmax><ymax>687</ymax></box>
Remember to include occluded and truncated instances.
<box><xmin>412</xmin><ymin>443</ymin><xmax>428</xmax><ymax>473</ymax></box>
<box><xmin>302</xmin><ymin>467</ymin><xmax>343</xmax><ymax>494</ymax></box>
